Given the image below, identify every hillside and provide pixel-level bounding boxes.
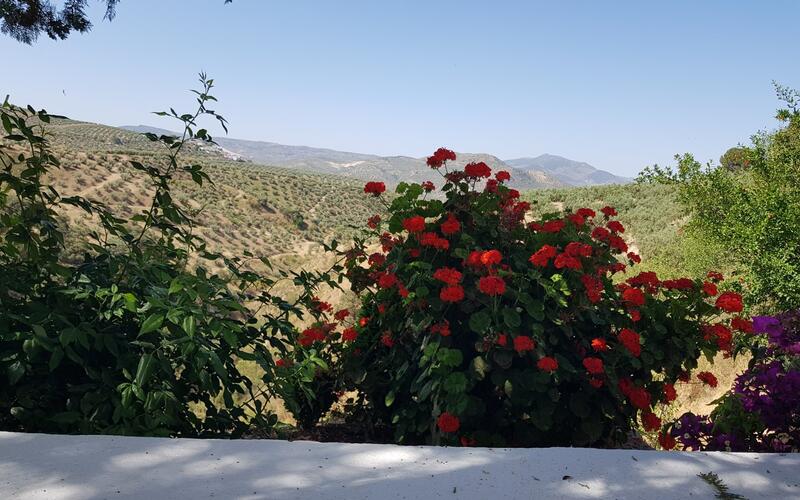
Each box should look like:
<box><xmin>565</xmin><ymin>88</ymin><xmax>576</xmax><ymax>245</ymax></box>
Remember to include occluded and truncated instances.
<box><xmin>44</xmin><ymin>120</ymin><xmax>384</xmax><ymax>270</ymax></box>
<box><xmin>507</xmin><ymin>154</ymin><xmax>630</xmax><ymax>186</ymax></box>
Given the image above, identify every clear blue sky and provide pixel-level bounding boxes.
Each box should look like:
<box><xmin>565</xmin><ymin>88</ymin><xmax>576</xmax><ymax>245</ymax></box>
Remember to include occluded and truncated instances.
<box><xmin>3</xmin><ymin>0</ymin><xmax>799</xmax><ymax>176</ymax></box>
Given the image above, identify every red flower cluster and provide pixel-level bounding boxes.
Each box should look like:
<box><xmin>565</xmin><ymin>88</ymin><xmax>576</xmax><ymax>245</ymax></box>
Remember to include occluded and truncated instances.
<box><xmin>622</xmin><ymin>287</ymin><xmax>646</xmax><ymax>307</ymax></box>
<box><xmin>430</xmin><ymin>321</ymin><xmax>451</xmax><ymax>337</ymax></box>
<box><xmin>715</xmin><ymin>291</ymin><xmax>743</xmax><ymax>313</ymax></box>
<box><xmin>440</xmin><ymin>213</ymin><xmax>461</xmax><ymax>235</ymax></box>
<box><xmin>433</xmin><ymin>267</ymin><xmax>463</xmax><ymax>285</ymax></box>
<box><xmin>663</xmin><ymin>383</ymin><xmax>677</xmax><ymax>403</ymax></box>
<box><xmin>697</xmin><ymin>371</ymin><xmax>718</xmax><ymax>387</ymax></box>
<box><xmin>478</xmin><ymin>275</ymin><xmax>506</xmax><ymax>296</ymax></box>
<box><xmin>403</xmin><ymin>215</ymin><xmax>426</xmax><ymax>233</ymax></box>
<box><xmin>537</xmin><ymin>356</ymin><xmax>558</xmax><ymax>372</ymax></box>
<box><xmin>581</xmin><ymin>274</ymin><xmax>604</xmax><ymax>303</ymax></box>
<box><xmin>601</xmin><ymin>205</ymin><xmax>617</xmax><ymax>217</ymax></box>
<box><xmin>619</xmin><ymin>379</ymin><xmax>652</xmax><ymax>410</ymax></box>
<box><xmin>641</xmin><ymin>411</ymin><xmax>661</xmax><ymax>432</ymax></box>
<box><xmin>299</xmin><ymin>326</ymin><xmax>326</xmax><ymax>347</ymax></box>
<box><xmin>437</xmin><ymin>412</ymin><xmax>460</xmax><ymax>433</ymax></box>
<box><xmin>419</xmin><ymin>231</ymin><xmax>450</xmax><ymax>250</ymax></box>
<box><xmin>591</xmin><ymin>338</ymin><xmax>608</xmax><ymax>352</ymax></box>
<box><xmin>513</xmin><ymin>335</ymin><xmax>535</xmax><ymax>353</ymax></box>
<box><xmin>530</xmin><ymin>244</ymin><xmax>558</xmax><ymax>267</ymax></box>
<box><xmin>618</xmin><ymin>328</ymin><xmax>641</xmax><ymax>357</ymax></box>
<box><xmin>363</xmin><ymin>181</ymin><xmax>386</xmax><ymax>196</ymax></box>
<box><xmin>342</xmin><ymin>327</ymin><xmax>358</xmax><ymax>342</ymax></box>
<box><xmin>427</xmin><ymin>147</ymin><xmax>456</xmax><ymax>168</ymax></box>
<box><xmin>464</xmin><ymin>161</ymin><xmax>492</xmax><ymax>178</ymax></box>
<box><xmin>495</xmin><ymin>170</ymin><xmax>511</xmax><ymax>182</ymax></box>
<box><xmin>440</xmin><ymin>285</ymin><xmax>465</xmax><ymax>303</ymax></box>
<box><xmin>421</xmin><ymin>180</ymin><xmax>435</xmax><ymax>192</ymax></box>
<box><xmin>583</xmin><ymin>357</ymin><xmax>604</xmax><ymax>375</ymax></box>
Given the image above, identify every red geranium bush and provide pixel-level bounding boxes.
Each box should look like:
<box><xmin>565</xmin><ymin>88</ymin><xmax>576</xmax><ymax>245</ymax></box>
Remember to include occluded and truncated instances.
<box><xmin>339</xmin><ymin>150</ymin><xmax>738</xmax><ymax>447</ymax></box>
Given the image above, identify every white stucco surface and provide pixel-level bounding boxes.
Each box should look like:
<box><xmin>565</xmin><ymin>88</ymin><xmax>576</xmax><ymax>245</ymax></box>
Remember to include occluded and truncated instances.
<box><xmin>0</xmin><ymin>431</ymin><xmax>798</xmax><ymax>499</ymax></box>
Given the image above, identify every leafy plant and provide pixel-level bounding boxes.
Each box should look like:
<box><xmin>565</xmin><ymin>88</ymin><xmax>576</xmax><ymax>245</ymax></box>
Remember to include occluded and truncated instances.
<box><xmin>335</xmin><ymin>151</ymin><xmax>737</xmax><ymax>447</ymax></box>
<box><xmin>0</xmin><ymin>75</ymin><xmax>334</xmax><ymax>436</ymax></box>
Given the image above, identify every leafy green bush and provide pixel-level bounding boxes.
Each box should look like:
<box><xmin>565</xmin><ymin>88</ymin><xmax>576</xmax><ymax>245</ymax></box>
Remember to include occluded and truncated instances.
<box><xmin>0</xmin><ymin>76</ymin><xmax>334</xmax><ymax>436</ymax></box>
<box><xmin>638</xmin><ymin>85</ymin><xmax>800</xmax><ymax>312</ymax></box>
<box><xmin>333</xmin><ymin>153</ymin><xmax>738</xmax><ymax>447</ymax></box>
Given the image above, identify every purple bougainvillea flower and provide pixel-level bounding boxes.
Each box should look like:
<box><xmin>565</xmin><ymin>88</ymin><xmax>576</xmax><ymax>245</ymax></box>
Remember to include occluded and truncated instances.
<box><xmin>752</xmin><ymin>315</ymin><xmax>782</xmax><ymax>336</ymax></box>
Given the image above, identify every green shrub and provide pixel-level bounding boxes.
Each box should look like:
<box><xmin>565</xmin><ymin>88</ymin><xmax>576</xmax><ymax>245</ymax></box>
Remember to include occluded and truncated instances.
<box><xmin>334</xmin><ymin>153</ymin><xmax>739</xmax><ymax>447</ymax></box>
<box><xmin>0</xmin><ymin>76</ymin><xmax>336</xmax><ymax>436</ymax></box>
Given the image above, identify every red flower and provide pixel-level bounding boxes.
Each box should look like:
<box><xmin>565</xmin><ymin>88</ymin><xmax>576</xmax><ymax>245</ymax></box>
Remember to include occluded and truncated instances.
<box><xmin>577</xmin><ymin>208</ymin><xmax>596</xmax><ymax>218</ymax></box>
<box><xmin>529</xmin><ymin>245</ymin><xmax>558</xmax><ymax>267</ymax></box>
<box><xmin>358</xmin><ymin>317</ymin><xmax>370</xmax><ymax>327</ymax></box>
<box><xmin>377</xmin><ymin>272</ymin><xmax>398</xmax><ymax>289</ymax></box>
<box><xmin>433</xmin><ymin>267</ymin><xmax>463</xmax><ymax>285</ymax></box>
<box><xmin>440</xmin><ymin>285</ymin><xmax>465</xmax><ymax>303</ymax></box>
<box><xmin>589</xmin><ymin>378</ymin><xmax>604</xmax><ymax>388</ymax></box>
<box><xmin>663</xmin><ymin>383</ymin><xmax>677</xmax><ymax>403</ymax></box>
<box><xmin>641</xmin><ymin>411</ymin><xmax>661</xmax><ymax>432</ymax></box>
<box><xmin>629</xmin><ymin>387</ymin><xmax>652</xmax><ymax>410</ymax></box>
<box><xmin>480</xmin><ymin>249</ymin><xmax>503</xmax><ymax>266</ymax></box>
<box><xmin>403</xmin><ymin>215</ymin><xmax>426</xmax><ymax>233</ymax></box>
<box><xmin>702</xmin><ymin>281</ymin><xmax>718</xmax><ymax>296</ymax></box>
<box><xmin>703</xmin><ymin>323</ymin><xmax>733</xmax><ymax>352</ymax></box>
<box><xmin>554</xmin><ymin>253</ymin><xmax>582</xmax><ymax>270</ymax></box>
<box><xmin>342</xmin><ymin>327</ymin><xmax>358</xmax><ymax>342</ymax></box>
<box><xmin>381</xmin><ymin>332</ymin><xmax>394</xmax><ymax>347</ymax></box>
<box><xmin>568</xmin><ymin>213</ymin><xmax>585</xmax><ymax>226</ymax></box>
<box><xmin>662</xmin><ymin>278</ymin><xmax>694</xmax><ymax>290</ymax></box>
<box><xmin>609</xmin><ymin>235</ymin><xmax>628</xmax><ymax>252</ymax></box>
<box><xmin>537</xmin><ymin>356</ymin><xmax>558</xmax><ymax>372</ymax></box>
<box><xmin>419</xmin><ymin>231</ymin><xmax>450</xmax><ymax>250</ymax></box>
<box><xmin>697</xmin><ymin>371</ymin><xmax>718</xmax><ymax>388</ymax></box>
<box><xmin>437</xmin><ymin>412</ymin><xmax>460</xmax><ymax>433</ymax></box>
<box><xmin>299</xmin><ymin>326</ymin><xmax>326</xmax><ymax>347</ymax></box>
<box><xmin>607</xmin><ymin>220</ymin><xmax>625</xmax><ymax>233</ymax></box>
<box><xmin>497</xmin><ymin>334</ymin><xmax>508</xmax><ymax>346</ymax></box>
<box><xmin>421</xmin><ymin>181</ymin><xmax>435</xmax><ymax>192</ymax></box>
<box><xmin>368</xmin><ymin>252</ymin><xmax>386</xmax><ymax>267</ymax></box>
<box><xmin>427</xmin><ymin>147</ymin><xmax>456</xmax><ymax>168</ymax></box>
<box><xmin>464</xmin><ymin>161</ymin><xmax>492</xmax><ymax>178</ymax></box>
<box><xmin>629</xmin><ymin>309</ymin><xmax>641</xmax><ymax>322</ymax></box>
<box><xmin>459</xmin><ymin>436</ymin><xmax>476</xmax><ymax>447</ymax></box>
<box><xmin>715</xmin><ymin>291</ymin><xmax>743</xmax><ymax>313</ymax></box>
<box><xmin>707</xmin><ymin>271</ymin><xmax>724</xmax><ymax>282</ymax></box>
<box><xmin>591</xmin><ymin>338</ymin><xmax>608</xmax><ymax>352</ymax></box>
<box><xmin>440</xmin><ymin>213</ymin><xmax>461</xmax><ymax>235</ymax></box>
<box><xmin>622</xmin><ymin>288</ymin><xmax>646</xmax><ymax>307</ymax></box>
<box><xmin>465</xmin><ymin>250</ymin><xmax>483</xmax><ymax>267</ymax></box>
<box><xmin>601</xmin><ymin>206</ymin><xmax>617</xmax><ymax>217</ymax></box>
<box><xmin>478</xmin><ymin>275</ymin><xmax>506</xmax><ymax>296</ymax></box>
<box><xmin>367</xmin><ymin>214</ymin><xmax>381</xmax><ymax>229</ymax></box>
<box><xmin>618</xmin><ymin>328</ymin><xmax>641</xmax><ymax>357</ymax></box>
<box><xmin>430</xmin><ymin>321</ymin><xmax>451</xmax><ymax>337</ymax></box>
<box><xmin>731</xmin><ymin>316</ymin><xmax>754</xmax><ymax>333</ymax></box>
<box><xmin>513</xmin><ymin>335</ymin><xmax>535</xmax><ymax>353</ymax></box>
<box><xmin>495</xmin><ymin>170</ymin><xmax>511</xmax><ymax>182</ymax></box>
<box><xmin>334</xmin><ymin>309</ymin><xmax>350</xmax><ymax>321</ymax></box>
<box><xmin>363</xmin><ymin>181</ymin><xmax>386</xmax><ymax>196</ymax></box>
<box><xmin>582</xmin><ymin>357</ymin><xmax>604</xmax><ymax>375</ymax></box>
<box><xmin>658</xmin><ymin>432</ymin><xmax>676</xmax><ymax>450</ymax></box>
<box><xmin>377</xmin><ymin>303</ymin><xmax>387</xmax><ymax>315</ymax></box>
<box><xmin>591</xmin><ymin>227</ymin><xmax>610</xmax><ymax>241</ymax></box>
<box><xmin>398</xmin><ymin>284</ymin><xmax>409</xmax><ymax>298</ymax></box>
<box><xmin>581</xmin><ymin>275</ymin><xmax>603</xmax><ymax>303</ymax></box>
<box><xmin>678</xmin><ymin>371</ymin><xmax>690</xmax><ymax>383</ymax></box>
<box><xmin>542</xmin><ymin>219</ymin><xmax>565</xmax><ymax>233</ymax></box>
<box><xmin>627</xmin><ymin>252</ymin><xmax>641</xmax><ymax>264</ymax></box>
<box><xmin>275</xmin><ymin>358</ymin><xmax>292</xmax><ymax>368</ymax></box>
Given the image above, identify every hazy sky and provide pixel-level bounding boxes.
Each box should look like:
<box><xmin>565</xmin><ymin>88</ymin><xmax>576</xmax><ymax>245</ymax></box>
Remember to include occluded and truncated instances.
<box><xmin>3</xmin><ymin>0</ymin><xmax>799</xmax><ymax>176</ymax></box>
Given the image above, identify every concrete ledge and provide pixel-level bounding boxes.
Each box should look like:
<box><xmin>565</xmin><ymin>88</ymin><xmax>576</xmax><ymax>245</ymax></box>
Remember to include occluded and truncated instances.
<box><xmin>0</xmin><ymin>431</ymin><xmax>798</xmax><ymax>499</ymax></box>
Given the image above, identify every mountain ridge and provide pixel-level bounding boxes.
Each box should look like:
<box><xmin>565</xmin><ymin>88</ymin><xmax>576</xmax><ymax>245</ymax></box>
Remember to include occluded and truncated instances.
<box><xmin>121</xmin><ymin>125</ymin><xmax>629</xmax><ymax>188</ymax></box>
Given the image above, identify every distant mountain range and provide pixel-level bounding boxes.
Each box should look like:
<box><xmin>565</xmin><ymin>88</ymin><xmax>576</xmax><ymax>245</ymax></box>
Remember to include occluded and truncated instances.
<box><xmin>121</xmin><ymin>126</ymin><xmax>629</xmax><ymax>188</ymax></box>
